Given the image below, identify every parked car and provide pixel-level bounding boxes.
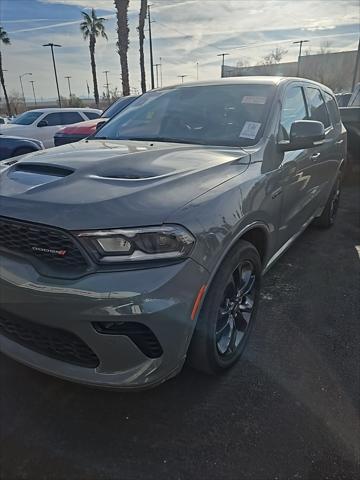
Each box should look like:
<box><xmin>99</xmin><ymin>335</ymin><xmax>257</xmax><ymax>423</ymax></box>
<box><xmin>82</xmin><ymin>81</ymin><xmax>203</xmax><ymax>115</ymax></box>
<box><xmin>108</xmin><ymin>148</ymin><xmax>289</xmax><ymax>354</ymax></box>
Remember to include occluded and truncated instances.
<box><xmin>54</xmin><ymin>96</ymin><xmax>138</xmax><ymax>146</ymax></box>
<box><xmin>339</xmin><ymin>83</ymin><xmax>360</xmax><ymax>167</ymax></box>
<box><xmin>335</xmin><ymin>92</ymin><xmax>352</xmax><ymax>107</ymax></box>
<box><xmin>0</xmin><ymin>135</ymin><xmax>44</xmax><ymax>161</ymax></box>
<box><xmin>0</xmin><ymin>77</ymin><xmax>346</xmax><ymax>390</ymax></box>
<box><xmin>0</xmin><ymin>108</ymin><xmax>101</xmax><ymax>148</ymax></box>
<box><xmin>0</xmin><ymin>116</ymin><xmax>9</xmax><ymax>125</ymax></box>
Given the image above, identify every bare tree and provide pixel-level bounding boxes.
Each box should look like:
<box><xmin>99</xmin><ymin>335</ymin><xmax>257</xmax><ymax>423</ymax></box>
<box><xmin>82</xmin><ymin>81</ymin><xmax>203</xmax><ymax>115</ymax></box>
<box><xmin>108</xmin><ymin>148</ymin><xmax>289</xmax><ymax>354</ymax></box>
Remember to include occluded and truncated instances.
<box><xmin>236</xmin><ymin>57</ymin><xmax>250</xmax><ymax>68</ymax></box>
<box><xmin>319</xmin><ymin>40</ymin><xmax>332</xmax><ymax>55</ymax></box>
<box><xmin>261</xmin><ymin>47</ymin><xmax>288</xmax><ymax>65</ymax></box>
<box><xmin>114</xmin><ymin>0</ymin><xmax>130</xmax><ymax>96</ymax></box>
<box><xmin>138</xmin><ymin>0</ymin><xmax>147</xmax><ymax>93</ymax></box>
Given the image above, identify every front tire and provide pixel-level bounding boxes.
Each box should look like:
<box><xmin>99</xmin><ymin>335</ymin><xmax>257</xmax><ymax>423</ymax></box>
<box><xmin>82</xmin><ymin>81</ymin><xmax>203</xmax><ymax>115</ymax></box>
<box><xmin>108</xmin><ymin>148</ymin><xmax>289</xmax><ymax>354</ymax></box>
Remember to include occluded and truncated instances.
<box><xmin>187</xmin><ymin>240</ymin><xmax>261</xmax><ymax>375</ymax></box>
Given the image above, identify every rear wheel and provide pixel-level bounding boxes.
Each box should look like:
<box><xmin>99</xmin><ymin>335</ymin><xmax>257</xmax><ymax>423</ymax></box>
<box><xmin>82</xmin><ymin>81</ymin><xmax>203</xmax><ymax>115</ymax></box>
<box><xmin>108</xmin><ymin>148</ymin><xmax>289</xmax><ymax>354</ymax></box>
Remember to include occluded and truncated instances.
<box><xmin>313</xmin><ymin>175</ymin><xmax>341</xmax><ymax>228</ymax></box>
<box><xmin>187</xmin><ymin>240</ymin><xmax>261</xmax><ymax>374</ymax></box>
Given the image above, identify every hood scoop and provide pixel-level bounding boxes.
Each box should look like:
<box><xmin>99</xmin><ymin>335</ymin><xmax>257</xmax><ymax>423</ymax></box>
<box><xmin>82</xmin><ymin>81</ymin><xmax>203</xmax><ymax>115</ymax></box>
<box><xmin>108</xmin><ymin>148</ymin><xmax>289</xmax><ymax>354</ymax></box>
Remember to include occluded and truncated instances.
<box><xmin>6</xmin><ymin>163</ymin><xmax>74</xmax><ymax>192</ymax></box>
<box><xmin>13</xmin><ymin>163</ymin><xmax>74</xmax><ymax>177</ymax></box>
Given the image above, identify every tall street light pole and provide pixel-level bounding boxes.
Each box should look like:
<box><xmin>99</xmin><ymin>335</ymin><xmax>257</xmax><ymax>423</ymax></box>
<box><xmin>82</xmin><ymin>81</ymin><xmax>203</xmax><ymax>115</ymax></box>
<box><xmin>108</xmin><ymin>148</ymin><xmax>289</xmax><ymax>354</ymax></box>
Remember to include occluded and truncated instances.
<box><xmin>293</xmin><ymin>39</ymin><xmax>309</xmax><ymax>77</ymax></box>
<box><xmin>103</xmin><ymin>70</ymin><xmax>110</xmax><ymax>105</ymax></box>
<box><xmin>29</xmin><ymin>80</ymin><xmax>37</xmax><ymax>106</ymax></box>
<box><xmin>43</xmin><ymin>43</ymin><xmax>62</xmax><ymax>107</ymax></box>
<box><xmin>159</xmin><ymin>57</ymin><xmax>163</xmax><ymax>87</ymax></box>
<box><xmin>154</xmin><ymin>63</ymin><xmax>160</xmax><ymax>88</ymax></box>
<box><xmin>217</xmin><ymin>53</ymin><xmax>229</xmax><ymax>78</ymax></box>
<box><xmin>148</xmin><ymin>4</ymin><xmax>155</xmax><ymax>90</ymax></box>
<box><xmin>19</xmin><ymin>72</ymin><xmax>32</xmax><ymax>107</ymax></box>
<box><xmin>196</xmin><ymin>61</ymin><xmax>199</xmax><ymax>81</ymax></box>
<box><xmin>352</xmin><ymin>37</ymin><xmax>360</xmax><ymax>91</ymax></box>
<box><xmin>178</xmin><ymin>75</ymin><xmax>188</xmax><ymax>84</ymax></box>
<box><xmin>65</xmin><ymin>76</ymin><xmax>72</xmax><ymax>100</ymax></box>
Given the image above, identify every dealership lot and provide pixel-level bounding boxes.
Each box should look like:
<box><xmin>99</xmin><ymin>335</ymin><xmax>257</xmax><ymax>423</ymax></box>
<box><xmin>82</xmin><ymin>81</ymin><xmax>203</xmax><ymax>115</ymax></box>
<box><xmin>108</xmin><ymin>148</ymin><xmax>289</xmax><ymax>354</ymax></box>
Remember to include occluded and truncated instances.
<box><xmin>0</xmin><ymin>183</ymin><xmax>359</xmax><ymax>480</ymax></box>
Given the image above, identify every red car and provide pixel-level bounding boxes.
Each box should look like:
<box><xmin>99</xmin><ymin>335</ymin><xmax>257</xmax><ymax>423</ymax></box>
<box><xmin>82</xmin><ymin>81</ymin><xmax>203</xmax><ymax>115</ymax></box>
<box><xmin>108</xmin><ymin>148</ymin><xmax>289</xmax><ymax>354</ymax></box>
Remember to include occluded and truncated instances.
<box><xmin>54</xmin><ymin>95</ymin><xmax>138</xmax><ymax>146</ymax></box>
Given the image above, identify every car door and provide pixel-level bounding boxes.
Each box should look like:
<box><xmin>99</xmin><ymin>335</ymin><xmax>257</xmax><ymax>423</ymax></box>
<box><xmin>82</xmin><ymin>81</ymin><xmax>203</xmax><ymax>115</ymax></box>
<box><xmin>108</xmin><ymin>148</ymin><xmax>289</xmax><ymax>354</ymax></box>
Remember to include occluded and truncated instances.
<box><xmin>303</xmin><ymin>86</ymin><xmax>340</xmax><ymax>207</ymax></box>
<box><xmin>37</xmin><ymin>111</ymin><xmax>85</xmax><ymax>148</ymax></box>
<box><xmin>277</xmin><ymin>83</ymin><xmax>323</xmax><ymax>246</ymax></box>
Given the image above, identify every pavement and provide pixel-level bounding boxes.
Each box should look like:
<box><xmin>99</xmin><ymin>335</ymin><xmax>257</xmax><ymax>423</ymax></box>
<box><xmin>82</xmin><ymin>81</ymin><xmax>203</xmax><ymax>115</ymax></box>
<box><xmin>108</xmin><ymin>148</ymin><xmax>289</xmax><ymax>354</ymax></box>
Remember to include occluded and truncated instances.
<box><xmin>0</xmin><ymin>183</ymin><xmax>359</xmax><ymax>480</ymax></box>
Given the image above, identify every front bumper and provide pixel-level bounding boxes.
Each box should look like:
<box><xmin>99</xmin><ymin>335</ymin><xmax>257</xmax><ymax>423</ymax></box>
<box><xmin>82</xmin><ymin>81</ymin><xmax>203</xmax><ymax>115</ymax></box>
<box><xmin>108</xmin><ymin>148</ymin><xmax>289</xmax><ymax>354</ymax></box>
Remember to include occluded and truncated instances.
<box><xmin>0</xmin><ymin>254</ymin><xmax>208</xmax><ymax>389</ymax></box>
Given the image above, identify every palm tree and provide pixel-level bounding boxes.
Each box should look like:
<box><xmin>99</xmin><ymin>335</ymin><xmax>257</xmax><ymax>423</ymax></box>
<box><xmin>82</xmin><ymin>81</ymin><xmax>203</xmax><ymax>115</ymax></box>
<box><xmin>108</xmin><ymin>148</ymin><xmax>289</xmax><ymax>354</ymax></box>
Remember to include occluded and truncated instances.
<box><xmin>138</xmin><ymin>0</ymin><xmax>147</xmax><ymax>93</ymax></box>
<box><xmin>0</xmin><ymin>26</ymin><xmax>11</xmax><ymax>116</ymax></box>
<box><xmin>80</xmin><ymin>9</ymin><xmax>108</xmax><ymax>107</ymax></box>
<box><xmin>114</xmin><ymin>0</ymin><xmax>130</xmax><ymax>96</ymax></box>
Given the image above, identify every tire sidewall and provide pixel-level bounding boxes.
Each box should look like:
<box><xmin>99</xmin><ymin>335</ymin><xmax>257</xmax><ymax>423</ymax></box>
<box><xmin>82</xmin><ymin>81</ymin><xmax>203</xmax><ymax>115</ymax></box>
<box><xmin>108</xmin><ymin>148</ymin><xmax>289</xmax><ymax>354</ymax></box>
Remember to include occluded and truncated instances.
<box><xmin>190</xmin><ymin>241</ymin><xmax>261</xmax><ymax>373</ymax></box>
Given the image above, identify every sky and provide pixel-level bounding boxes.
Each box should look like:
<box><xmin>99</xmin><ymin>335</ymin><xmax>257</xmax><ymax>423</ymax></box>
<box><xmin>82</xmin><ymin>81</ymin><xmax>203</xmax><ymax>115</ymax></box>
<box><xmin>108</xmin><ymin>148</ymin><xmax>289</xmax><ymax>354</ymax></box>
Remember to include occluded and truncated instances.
<box><xmin>0</xmin><ymin>0</ymin><xmax>359</xmax><ymax>101</ymax></box>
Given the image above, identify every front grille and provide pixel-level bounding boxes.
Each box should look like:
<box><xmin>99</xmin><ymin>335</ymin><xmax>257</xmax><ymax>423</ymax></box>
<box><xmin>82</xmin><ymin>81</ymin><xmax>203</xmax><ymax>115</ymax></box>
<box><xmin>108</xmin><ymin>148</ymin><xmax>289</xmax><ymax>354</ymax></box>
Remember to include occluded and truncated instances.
<box><xmin>0</xmin><ymin>217</ymin><xmax>88</xmax><ymax>275</ymax></box>
<box><xmin>92</xmin><ymin>321</ymin><xmax>163</xmax><ymax>358</ymax></box>
<box><xmin>0</xmin><ymin>311</ymin><xmax>99</xmax><ymax>368</ymax></box>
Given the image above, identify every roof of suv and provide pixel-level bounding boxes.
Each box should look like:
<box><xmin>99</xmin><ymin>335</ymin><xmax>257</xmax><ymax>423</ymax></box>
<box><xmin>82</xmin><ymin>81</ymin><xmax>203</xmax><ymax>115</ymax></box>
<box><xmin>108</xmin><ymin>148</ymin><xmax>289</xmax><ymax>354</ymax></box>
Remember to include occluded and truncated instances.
<box><xmin>156</xmin><ymin>76</ymin><xmax>333</xmax><ymax>92</ymax></box>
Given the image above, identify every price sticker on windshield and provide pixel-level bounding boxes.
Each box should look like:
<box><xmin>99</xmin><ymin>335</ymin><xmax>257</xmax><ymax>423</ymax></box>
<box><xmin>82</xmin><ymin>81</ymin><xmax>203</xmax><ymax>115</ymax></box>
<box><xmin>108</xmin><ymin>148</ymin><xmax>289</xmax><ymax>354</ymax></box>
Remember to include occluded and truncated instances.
<box><xmin>242</xmin><ymin>96</ymin><xmax>267</xmax><ymax>104</ymax></box>
<box><xmin>239</xmin><ymin>121</ymin><xmax>261</xmax><ymax>139</ymax></box>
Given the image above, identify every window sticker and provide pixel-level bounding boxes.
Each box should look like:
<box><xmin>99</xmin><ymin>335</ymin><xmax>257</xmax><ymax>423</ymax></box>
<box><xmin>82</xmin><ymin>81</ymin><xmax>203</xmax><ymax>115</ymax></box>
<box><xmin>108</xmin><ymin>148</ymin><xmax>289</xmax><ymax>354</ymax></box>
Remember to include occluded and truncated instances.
<box><xmin>239</xmin><ymin>121</ymin><xmax>261</xmax><ymax>139</ymax></box>
<box><xmin>241</xmin><ymin>96</ymin><xmax>267</xmax><ymax>104</ymax></box>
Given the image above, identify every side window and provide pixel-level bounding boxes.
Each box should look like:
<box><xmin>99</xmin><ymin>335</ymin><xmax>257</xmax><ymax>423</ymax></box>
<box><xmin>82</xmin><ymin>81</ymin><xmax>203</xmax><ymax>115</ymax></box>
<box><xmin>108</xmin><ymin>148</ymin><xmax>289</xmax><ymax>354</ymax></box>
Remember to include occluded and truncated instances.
<box><xmin>305</xmin><ymin>87</ymin><xmax>331</xmax><ymax>128</ymax></box>
<box><xmin>41</xmin><ymin>113</ymin><xmax>62</xmax><ymax>126</ymax></box>
<box><xmin>84</xmin><ymin>112</ymin><xmax>100</xmax><ymax>120</ymax></box>
<box><xmin>349</xmin><ymin>89</ymin><xmax>360</xmax><ymax>107</ymax></box>
<box><xmin>323</xmin><ymin>91</ymin><xmax>341</xmax><ymax>126</ymax></box>
<box><xmin>60</xmin><ymin>112</ymin><xmax>84</xmax><ymax>125</ymax></box>
<box><xmin>279</xmin><ymin>86</ymin><xmax>308</xmax><ymax>141</ymax></box>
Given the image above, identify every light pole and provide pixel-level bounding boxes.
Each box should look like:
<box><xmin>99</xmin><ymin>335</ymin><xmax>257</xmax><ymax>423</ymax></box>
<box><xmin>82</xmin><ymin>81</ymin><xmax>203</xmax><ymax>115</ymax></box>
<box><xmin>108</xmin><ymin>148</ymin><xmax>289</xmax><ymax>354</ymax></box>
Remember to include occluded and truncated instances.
<box><xmin>196</xmin><ymin>61</ymin><xmax>199</xmax><ymax>81</ymax></box>
<box><xmin>217</xmin><ymin>53</ymin><xmax>229</xmax><ymax>78</ymax></box>
<box><xmin>178</xmin><ymin>75</ymin><xmax>188</xmax><ymax>84</ymax></box>
<box><xmin>19</xmin><ymin>72</ymin><xmax>32</xmax><ymax>107</ymax></box>
<box><xmin>293</xmin><ymin>40</ymin><xmax>309</xmax><ymax>77</ymax></box>
<box><xmin>154</xmin><ymin>63</ymin><xmax>160</xmax><ymax>88</ymax></box>
<box><xmin>159</xmin><ymin>57</ymin><xmax>163</xmax><ymax>87</ymax></box>
<box><xmin>65</xmin><ymin>76</ymin><xmax>72</xmax><ymax>101</ymax></box>
<box><xmin>43</xmin><ymin>43</ymin><xmax>62</xmax><ymax>107</ymax></box>
<box><xmin>29</xmin><ymin>80</ymin><xmax>37</xmax><ymax>106</ymax></box>
<box><xmin>103</xmin><ymin>70</ymin><xmax>110</xmax><ymax>105</ymax></box>
<box><xmin>148</xmin><ymin>4</ymin><xmax>155</xmax><ymax>89</ymax></box>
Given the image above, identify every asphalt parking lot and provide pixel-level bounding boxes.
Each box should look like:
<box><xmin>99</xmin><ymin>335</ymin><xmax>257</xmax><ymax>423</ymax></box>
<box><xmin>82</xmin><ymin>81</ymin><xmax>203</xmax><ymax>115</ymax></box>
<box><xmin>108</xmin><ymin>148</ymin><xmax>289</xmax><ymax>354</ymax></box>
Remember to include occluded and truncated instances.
<box><xmin>0</xmin><ymin>182</ymin><xmax>359</xmax><ymax>480</ymax></box>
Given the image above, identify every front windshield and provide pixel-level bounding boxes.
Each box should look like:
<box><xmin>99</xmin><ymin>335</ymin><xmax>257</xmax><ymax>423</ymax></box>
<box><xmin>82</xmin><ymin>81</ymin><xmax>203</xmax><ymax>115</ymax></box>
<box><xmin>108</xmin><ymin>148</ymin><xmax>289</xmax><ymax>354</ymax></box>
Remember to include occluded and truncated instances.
<box><xmin>11</xmin><ymin>111</ymin><xmax>43</xmax><ymax>125</ymax></box>
<box><xmin>94</xmin><ymin>84</ymin><xmax>275</xmax><ymax>147</ymax></box>
<box><xmin>102</xmin><ymin>96</ymin><xmax>136</xmax><ymax>119</ymax></box>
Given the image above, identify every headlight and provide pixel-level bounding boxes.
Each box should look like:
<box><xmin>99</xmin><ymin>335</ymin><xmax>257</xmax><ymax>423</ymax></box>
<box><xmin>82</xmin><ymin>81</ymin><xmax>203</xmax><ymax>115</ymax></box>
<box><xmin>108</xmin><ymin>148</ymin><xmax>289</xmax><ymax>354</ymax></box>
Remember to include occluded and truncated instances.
<box><xmin>76</xmin><ymin>225</ymin><xmax>195</xmax><ymax>263</ymax></box>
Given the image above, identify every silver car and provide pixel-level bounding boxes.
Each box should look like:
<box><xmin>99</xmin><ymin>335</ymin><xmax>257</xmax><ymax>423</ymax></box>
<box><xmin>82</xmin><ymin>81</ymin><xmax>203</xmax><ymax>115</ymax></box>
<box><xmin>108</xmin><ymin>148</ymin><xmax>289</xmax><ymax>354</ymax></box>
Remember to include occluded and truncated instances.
<box><xmin>0</xmin><ymin>77</ymin><xmax>346</xmax><ymax>389</ymax></box>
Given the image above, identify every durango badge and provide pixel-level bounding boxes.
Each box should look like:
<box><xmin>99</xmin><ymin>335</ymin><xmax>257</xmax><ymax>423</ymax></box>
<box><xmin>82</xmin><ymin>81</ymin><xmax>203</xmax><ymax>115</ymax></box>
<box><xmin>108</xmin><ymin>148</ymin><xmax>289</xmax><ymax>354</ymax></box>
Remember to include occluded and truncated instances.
<box><xmin>32</xmin><ymin>246</ymin><xmax>67</xmax><ymax>257</ymax></box>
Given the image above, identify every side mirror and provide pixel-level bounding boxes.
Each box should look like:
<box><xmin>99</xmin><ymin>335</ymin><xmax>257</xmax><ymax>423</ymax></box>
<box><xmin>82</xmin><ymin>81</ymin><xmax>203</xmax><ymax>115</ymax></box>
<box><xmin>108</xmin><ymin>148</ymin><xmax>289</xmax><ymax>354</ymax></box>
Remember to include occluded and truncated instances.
<box><xmin>37</xmin><ymin>120</ymin><xmax>48</xmax><ymax>128</ymax></box>
<box><xmin>96</xmin><ymin>120</ymin><xmax>107</xmax><ymax>132</ymax></box>
<box><xmin>279</xmin><ymin>120</ymin><xmax>325</xmax><ymax>151</ymax></box>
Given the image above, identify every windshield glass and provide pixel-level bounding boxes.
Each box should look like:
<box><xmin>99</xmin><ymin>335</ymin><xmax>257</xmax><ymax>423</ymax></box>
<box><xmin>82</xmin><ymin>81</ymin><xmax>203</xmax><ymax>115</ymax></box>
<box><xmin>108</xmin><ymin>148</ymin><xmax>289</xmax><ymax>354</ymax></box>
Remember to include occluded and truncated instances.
<box><xmin>11</xmin><ymin>111</ymin><xmax>43</xmax><ymax>125</ymax></box>
<box><xmin>102</xmin><ymin>96</ymin><xmax>137</xmax><ymax>119</ymax></box>
<box><xmin>94</xmin><ymin>84</ymin><xmax>275</xmax><ymax>147</ymax></box>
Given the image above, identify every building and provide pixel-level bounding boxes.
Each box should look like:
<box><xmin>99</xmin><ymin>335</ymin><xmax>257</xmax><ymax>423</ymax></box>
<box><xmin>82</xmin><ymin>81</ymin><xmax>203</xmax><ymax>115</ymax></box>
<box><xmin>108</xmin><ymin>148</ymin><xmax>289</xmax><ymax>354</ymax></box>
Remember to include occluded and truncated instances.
<box><xmin>223</xmin><ymin>50</ymin><xmax>359</xmax><ymax>92</ymax></box>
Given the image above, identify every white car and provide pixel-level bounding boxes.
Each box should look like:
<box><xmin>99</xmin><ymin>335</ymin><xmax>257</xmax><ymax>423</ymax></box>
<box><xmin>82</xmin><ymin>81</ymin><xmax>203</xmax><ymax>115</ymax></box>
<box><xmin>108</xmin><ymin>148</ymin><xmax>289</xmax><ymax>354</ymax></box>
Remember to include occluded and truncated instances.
<box><xmin>0</xmin><ymin>108</ymin><xmax>102</xmax><ymax>148</ymax></box>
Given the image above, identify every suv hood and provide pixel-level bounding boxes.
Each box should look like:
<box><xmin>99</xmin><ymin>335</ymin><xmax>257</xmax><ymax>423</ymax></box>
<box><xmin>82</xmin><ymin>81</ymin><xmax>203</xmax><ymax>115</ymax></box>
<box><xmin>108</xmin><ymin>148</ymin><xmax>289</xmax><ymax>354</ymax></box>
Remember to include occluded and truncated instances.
<box><xmin>0</xmin><ymin>140</ymin><xmax>249</xmax><ymax>230</ymax></box>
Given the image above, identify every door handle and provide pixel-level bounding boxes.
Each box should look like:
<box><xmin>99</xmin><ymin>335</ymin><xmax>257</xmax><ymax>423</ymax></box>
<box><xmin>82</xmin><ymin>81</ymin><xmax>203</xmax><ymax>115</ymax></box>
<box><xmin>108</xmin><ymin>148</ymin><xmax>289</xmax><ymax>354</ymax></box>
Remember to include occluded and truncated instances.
<box><xmin>311</xmin><ymin>152</ymin><xmax>321</xmax><ymax>161</ymax></box>
<box><xmin>335</xmin><ymin>139</ymin><xmax>344</xmax><ymax>145</ymax></box>
<box><xmin>271</xmin><ymin>187</ymin><xmax>282</xmax><ymax>199</ymax></box>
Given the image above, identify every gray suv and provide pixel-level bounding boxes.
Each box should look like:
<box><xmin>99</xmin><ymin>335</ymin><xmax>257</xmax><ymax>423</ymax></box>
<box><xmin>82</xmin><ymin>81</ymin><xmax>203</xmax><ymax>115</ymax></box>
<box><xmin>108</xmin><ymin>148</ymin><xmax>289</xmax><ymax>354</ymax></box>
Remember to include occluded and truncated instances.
<box><xmin>0</xmin><ymin>77</ymin><xmax>346</xmax><ymax>389</ymax></box>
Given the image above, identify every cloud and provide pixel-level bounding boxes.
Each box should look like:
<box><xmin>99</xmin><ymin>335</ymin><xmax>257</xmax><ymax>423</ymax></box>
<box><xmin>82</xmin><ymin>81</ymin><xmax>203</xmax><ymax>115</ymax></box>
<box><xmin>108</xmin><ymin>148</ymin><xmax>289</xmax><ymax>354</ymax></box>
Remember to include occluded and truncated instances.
<box><xmin>2</xmin><ymin>0</ymin><xmax>359</xmax><ymax>100</ymax></box>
